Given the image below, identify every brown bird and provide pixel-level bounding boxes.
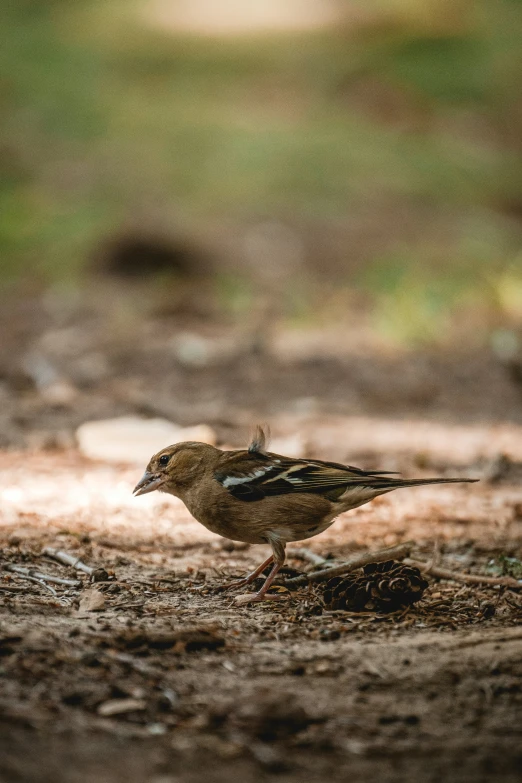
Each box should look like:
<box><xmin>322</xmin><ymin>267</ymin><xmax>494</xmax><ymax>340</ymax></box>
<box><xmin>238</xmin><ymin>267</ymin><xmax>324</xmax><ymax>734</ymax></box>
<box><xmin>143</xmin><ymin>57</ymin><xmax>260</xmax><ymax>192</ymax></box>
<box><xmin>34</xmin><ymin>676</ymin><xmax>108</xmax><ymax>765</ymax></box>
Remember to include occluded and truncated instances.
<box><xmin>133</xmin><ymin>427</ymin><xmax>477</xmax><ymax>605</ymax></box>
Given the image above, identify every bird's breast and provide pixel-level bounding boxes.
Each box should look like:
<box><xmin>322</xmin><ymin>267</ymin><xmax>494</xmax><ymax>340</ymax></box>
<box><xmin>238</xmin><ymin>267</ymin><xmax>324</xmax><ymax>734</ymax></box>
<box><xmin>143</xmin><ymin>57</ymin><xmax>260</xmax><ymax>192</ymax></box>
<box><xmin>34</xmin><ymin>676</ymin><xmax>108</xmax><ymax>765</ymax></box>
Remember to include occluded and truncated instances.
<box><xmin>180</xmin><ymin>487</ymin><xmax>268</xmax><ymax>544</ymax></box>
<box><xmin>180</xmin><ymin>481</ymin><xmax>337</xmax><ymax>545</ymax></box>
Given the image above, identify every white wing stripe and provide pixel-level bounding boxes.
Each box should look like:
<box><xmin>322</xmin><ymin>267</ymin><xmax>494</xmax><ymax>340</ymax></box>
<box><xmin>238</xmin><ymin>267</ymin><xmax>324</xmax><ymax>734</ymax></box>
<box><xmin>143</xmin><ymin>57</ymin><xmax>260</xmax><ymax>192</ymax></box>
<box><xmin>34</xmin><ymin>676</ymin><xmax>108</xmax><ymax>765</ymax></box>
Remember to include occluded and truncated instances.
<box><xmin>221</xmin><ymin>466</ymin><xmax>274</xmax><ymax>487</ymax></box>
<box><xmin>264</xmin><ymin>464</ymin><xmax>307</xmax><ymax>484</ymax></box>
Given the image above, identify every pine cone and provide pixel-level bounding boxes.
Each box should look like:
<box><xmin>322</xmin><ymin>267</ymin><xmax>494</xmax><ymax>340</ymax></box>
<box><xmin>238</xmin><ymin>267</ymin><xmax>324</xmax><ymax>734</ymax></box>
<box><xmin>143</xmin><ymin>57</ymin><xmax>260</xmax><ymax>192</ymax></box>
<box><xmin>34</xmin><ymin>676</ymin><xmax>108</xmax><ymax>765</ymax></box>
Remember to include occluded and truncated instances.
<box><xmin>322</xmin><ymin>560</ymin><xmax>429</xmax><ymax>613</ymax></box>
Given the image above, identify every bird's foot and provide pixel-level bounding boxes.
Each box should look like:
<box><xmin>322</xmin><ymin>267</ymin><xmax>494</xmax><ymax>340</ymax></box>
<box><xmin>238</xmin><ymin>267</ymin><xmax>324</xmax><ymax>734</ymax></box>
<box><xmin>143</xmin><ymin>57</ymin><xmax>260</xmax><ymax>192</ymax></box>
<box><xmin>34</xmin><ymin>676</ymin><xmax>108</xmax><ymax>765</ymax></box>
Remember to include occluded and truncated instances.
<box><xmin>234</xmin><ymin>592</ymin><xmax>287</xmax><ymax>606</ymax></box>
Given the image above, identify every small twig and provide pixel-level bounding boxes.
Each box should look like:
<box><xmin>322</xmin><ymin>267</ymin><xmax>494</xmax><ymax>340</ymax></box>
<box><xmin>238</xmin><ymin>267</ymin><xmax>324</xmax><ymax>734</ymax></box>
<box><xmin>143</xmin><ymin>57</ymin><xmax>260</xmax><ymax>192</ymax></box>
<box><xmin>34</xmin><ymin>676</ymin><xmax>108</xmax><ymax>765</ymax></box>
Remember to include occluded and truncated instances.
<box><xmin>504</xmin><ymin>593</ymin><xmax>522</xmax><ymax>611</ymax></box>
<box><xmin>42</xmin><ymin>547</ymin><xmax>94</xmax><ymax>576</ymax></box>
<box><xmin>283</xmin><ymin>541</ymin><xmax>414</xmax><ymax>587</ymax></box>
<box><xmin>290</xmin><ymin>548</ymin><xmax>328</xmax><ymax>567</ymax></box>
<box><xmin>9</xmin><ymin>573</ymin><xmax>57</xmax><ymax>596</ymax></box>
<box><xmin>4</xmin><ymin>565</ymin><xmax>81</xmax><ymax>588</ymax></box>
<box><xmin>0</xmin><ymin>584</ymin><xmax>37</xmax><ymax>593</ymax></box>
<box><xmin>110</xmin><ymin>602</ymin><xmax>146</xmax><ymax>611</ymax></box>
<box><xmin>101</xmin><ymin>650</ymin><xmax>163</xmax><ymax>677</ymax></box>
<box><xmin>425</xmin><ymin>537</ymin><xmax>441</xmax><ymax>572</ymax></box>
<box><xmin>404</xmin><ymin>558</ymin><xmax>522</xmax><ymax>590</ymax></box>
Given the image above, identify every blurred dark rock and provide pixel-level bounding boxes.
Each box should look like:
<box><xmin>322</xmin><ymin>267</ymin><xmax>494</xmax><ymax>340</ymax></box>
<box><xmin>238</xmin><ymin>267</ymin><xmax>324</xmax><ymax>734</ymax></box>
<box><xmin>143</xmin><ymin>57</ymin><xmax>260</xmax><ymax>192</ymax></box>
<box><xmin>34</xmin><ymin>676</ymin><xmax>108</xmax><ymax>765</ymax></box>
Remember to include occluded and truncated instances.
<box><xmin>95</xmin><ymin>233</ymin><xmax>206</xmax><ymax>278</ymax></box>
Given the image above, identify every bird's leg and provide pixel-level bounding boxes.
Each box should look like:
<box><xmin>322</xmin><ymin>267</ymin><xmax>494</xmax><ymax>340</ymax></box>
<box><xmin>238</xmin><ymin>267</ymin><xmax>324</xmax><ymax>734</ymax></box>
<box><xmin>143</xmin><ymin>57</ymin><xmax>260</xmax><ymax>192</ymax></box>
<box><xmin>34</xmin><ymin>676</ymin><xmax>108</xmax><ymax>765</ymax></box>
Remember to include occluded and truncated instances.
<box><xmin>234</xmin><ymin>538</ymin><xmax>286</xmax><ymax>605</ymax></box>
<box><xmin>221</xmin><ymin>554</ymin><xmax>274</xmax><ymax>591</ymax></box>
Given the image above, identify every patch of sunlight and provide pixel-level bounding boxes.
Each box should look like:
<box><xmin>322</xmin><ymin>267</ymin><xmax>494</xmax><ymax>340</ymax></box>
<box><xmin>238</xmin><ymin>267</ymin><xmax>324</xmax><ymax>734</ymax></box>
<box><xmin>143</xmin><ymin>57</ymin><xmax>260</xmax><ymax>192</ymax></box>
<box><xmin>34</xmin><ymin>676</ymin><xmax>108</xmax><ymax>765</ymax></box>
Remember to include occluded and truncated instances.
<box><xmin>495</xmin><ymin>262</ymin><xmax>522</xmax><ymax>322</ymax></box>
<box><xmin>144</xmin><ymin>0</ymin><xmax>346</xmax><ymax>36</ymax></box>
<box><xmin>0</xmin><ymin>464</ymin><xmax>216</xmax><ymax>544</ymax></box>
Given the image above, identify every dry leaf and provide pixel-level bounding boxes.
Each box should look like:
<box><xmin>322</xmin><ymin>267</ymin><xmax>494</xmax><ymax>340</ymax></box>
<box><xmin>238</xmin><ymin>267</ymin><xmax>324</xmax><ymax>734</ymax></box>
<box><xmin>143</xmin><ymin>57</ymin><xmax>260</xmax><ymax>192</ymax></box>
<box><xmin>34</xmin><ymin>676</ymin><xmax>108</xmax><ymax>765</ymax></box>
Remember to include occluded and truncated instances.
<box><xmin>79</xmin><ymin>588</ymin><xmax>106</xmax><ymax>612</ymax></box>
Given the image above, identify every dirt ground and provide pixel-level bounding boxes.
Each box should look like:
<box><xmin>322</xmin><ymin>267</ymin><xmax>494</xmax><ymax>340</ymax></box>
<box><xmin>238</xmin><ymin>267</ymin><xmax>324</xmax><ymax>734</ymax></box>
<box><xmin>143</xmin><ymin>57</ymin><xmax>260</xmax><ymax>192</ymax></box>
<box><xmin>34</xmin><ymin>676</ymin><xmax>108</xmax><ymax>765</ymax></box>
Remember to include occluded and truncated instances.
<box><xmin>1</xmin><ymin>416</ymin><xmax>522</xmax><ymax>783</ymax></box>
<box><xmin>0</xmin><ymin>291</ymin><xmax>521</xmax><ymax>781</ymax></box>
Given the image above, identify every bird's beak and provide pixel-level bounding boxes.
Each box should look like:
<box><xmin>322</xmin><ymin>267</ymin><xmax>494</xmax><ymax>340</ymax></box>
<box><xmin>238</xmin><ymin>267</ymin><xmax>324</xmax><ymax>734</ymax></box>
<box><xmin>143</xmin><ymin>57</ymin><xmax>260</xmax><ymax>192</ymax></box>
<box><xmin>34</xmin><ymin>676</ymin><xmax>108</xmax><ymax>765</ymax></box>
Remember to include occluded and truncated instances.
<box><xmin>133</xmin><ymin>471</ymin><xmax>163</xmax><ymax>496</ymax></box>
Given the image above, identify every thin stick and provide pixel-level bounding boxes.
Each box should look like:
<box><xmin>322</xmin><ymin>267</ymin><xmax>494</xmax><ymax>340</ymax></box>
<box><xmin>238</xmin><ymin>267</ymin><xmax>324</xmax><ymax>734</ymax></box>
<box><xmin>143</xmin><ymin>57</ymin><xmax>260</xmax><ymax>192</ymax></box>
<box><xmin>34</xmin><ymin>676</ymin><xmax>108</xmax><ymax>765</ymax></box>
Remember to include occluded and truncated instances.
<box><xmin>9</xmin><ymin>573</ymin><xmax>57</xmax><ymax>596</ymax></box>
<box><xmin>4</xmin><ymin>565</ymin><xmax>81</xmax><ymax>587</ymax></box>
<box><xmin>42</xmin><ymin>547</ymin><xmax>94</xmax><ymax>576</ymax></box>
<box><xmin>39</xmin><ymin>574</ymin><xmax>81</xmax><ymax>587</ymax></box>
<box><xmin>404</xmin><ymin>558</ymin><xmax>522</xmax><ymax>590</ymax></box>
<box><xmin>101</xmin><ymin>650</ymin><xmax>163</xmax><ymax>677</ymax></box>
<box><xmin>0</xmin><ymin>584</ymin><xmax>37</xmax><ymax>593</ymax></box>
<box><xmin>290</xmin><ymin>548</ymin><xmax>328</xmax><ymax>567</ymax></box>
<box><xmin>283</xmin><ymin>541</ymin><xmax>414</xmax><ymax>587</ymax></box>
<box><xmin>425</xmin><ymin>537</ymin><xmax>441</xmax><ymax>572</ymax></box>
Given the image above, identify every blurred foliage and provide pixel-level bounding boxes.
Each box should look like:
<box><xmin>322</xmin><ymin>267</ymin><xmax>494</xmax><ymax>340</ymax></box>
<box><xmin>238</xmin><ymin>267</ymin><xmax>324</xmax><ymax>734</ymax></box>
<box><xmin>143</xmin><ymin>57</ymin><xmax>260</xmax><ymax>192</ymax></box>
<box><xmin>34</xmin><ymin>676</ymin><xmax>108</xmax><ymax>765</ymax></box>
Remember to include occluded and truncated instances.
<box><xmin>486</xmin><ymin>555</ymin><xmax>522</xmax><ymax>579</ymax></box>
<box><xmin>1</xmin><ymin>0</ymin><xmax>522</xmax><ymax>344</ymax></box>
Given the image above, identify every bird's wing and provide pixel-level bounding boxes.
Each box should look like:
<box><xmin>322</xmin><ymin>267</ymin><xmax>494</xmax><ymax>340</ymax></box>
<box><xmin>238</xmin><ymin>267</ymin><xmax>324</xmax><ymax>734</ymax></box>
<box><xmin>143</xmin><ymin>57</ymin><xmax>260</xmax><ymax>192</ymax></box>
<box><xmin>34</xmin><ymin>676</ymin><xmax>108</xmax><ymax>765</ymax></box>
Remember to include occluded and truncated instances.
<box><xmin>214</xmin><ymin>450</ymin><xmax>399</xmax><ymax>502</ymax></box>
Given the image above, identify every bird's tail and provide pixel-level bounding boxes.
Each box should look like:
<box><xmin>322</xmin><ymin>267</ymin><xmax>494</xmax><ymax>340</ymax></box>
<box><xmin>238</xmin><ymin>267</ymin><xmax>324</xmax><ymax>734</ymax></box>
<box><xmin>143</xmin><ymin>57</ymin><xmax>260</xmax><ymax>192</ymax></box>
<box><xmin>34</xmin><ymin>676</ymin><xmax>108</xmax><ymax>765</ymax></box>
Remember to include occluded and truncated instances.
<box><xmin>379</xmin><ymin>477</ymin><xmax>478</xmax><ymax>489</ymax></box>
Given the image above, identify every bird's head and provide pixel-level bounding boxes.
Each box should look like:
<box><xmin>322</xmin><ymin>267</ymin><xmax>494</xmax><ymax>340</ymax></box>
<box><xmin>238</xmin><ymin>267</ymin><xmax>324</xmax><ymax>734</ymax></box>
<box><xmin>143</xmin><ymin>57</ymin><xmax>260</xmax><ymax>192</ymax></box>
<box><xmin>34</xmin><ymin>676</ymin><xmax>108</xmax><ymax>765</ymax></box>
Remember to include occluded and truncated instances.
<box><xmin>133</xmin><ymin>441</ymin><xmax>218</xmax><ymax>497</ymax></box>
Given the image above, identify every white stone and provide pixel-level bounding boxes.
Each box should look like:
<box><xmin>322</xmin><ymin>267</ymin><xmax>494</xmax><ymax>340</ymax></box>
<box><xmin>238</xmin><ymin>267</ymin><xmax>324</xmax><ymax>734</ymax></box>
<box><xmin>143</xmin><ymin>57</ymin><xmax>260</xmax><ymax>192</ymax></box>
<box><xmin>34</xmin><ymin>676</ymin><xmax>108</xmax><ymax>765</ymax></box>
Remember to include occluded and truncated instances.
<box><xmin>76</xmin><ymin>416</ymin><xmax>216</xmax><ymax>464</ymax></box>
<box><xmin>269</xmin><ymin>433</ymin><xmax>307</xmax><ymax>458</ymax></box>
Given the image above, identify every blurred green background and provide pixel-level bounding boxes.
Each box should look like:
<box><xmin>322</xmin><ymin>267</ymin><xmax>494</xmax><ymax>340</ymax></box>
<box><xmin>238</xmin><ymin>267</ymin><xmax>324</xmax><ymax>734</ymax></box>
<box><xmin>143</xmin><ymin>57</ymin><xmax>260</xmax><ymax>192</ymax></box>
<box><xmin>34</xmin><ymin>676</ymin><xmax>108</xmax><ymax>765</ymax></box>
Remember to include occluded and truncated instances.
<box><xmin>1</xmin><ymin>0</ymin><xmax>522</xmax><ymax>347</ymax></box>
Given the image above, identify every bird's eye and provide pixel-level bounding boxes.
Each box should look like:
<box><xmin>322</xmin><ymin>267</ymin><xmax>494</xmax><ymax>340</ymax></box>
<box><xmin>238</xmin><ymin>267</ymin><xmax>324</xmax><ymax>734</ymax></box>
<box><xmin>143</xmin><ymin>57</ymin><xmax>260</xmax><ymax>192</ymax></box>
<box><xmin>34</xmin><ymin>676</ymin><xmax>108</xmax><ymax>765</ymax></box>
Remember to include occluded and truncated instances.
<box><xmin>159</xmin><ymin>454</ymin><xmax>170</xmax><ymax>466</ymax></box>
